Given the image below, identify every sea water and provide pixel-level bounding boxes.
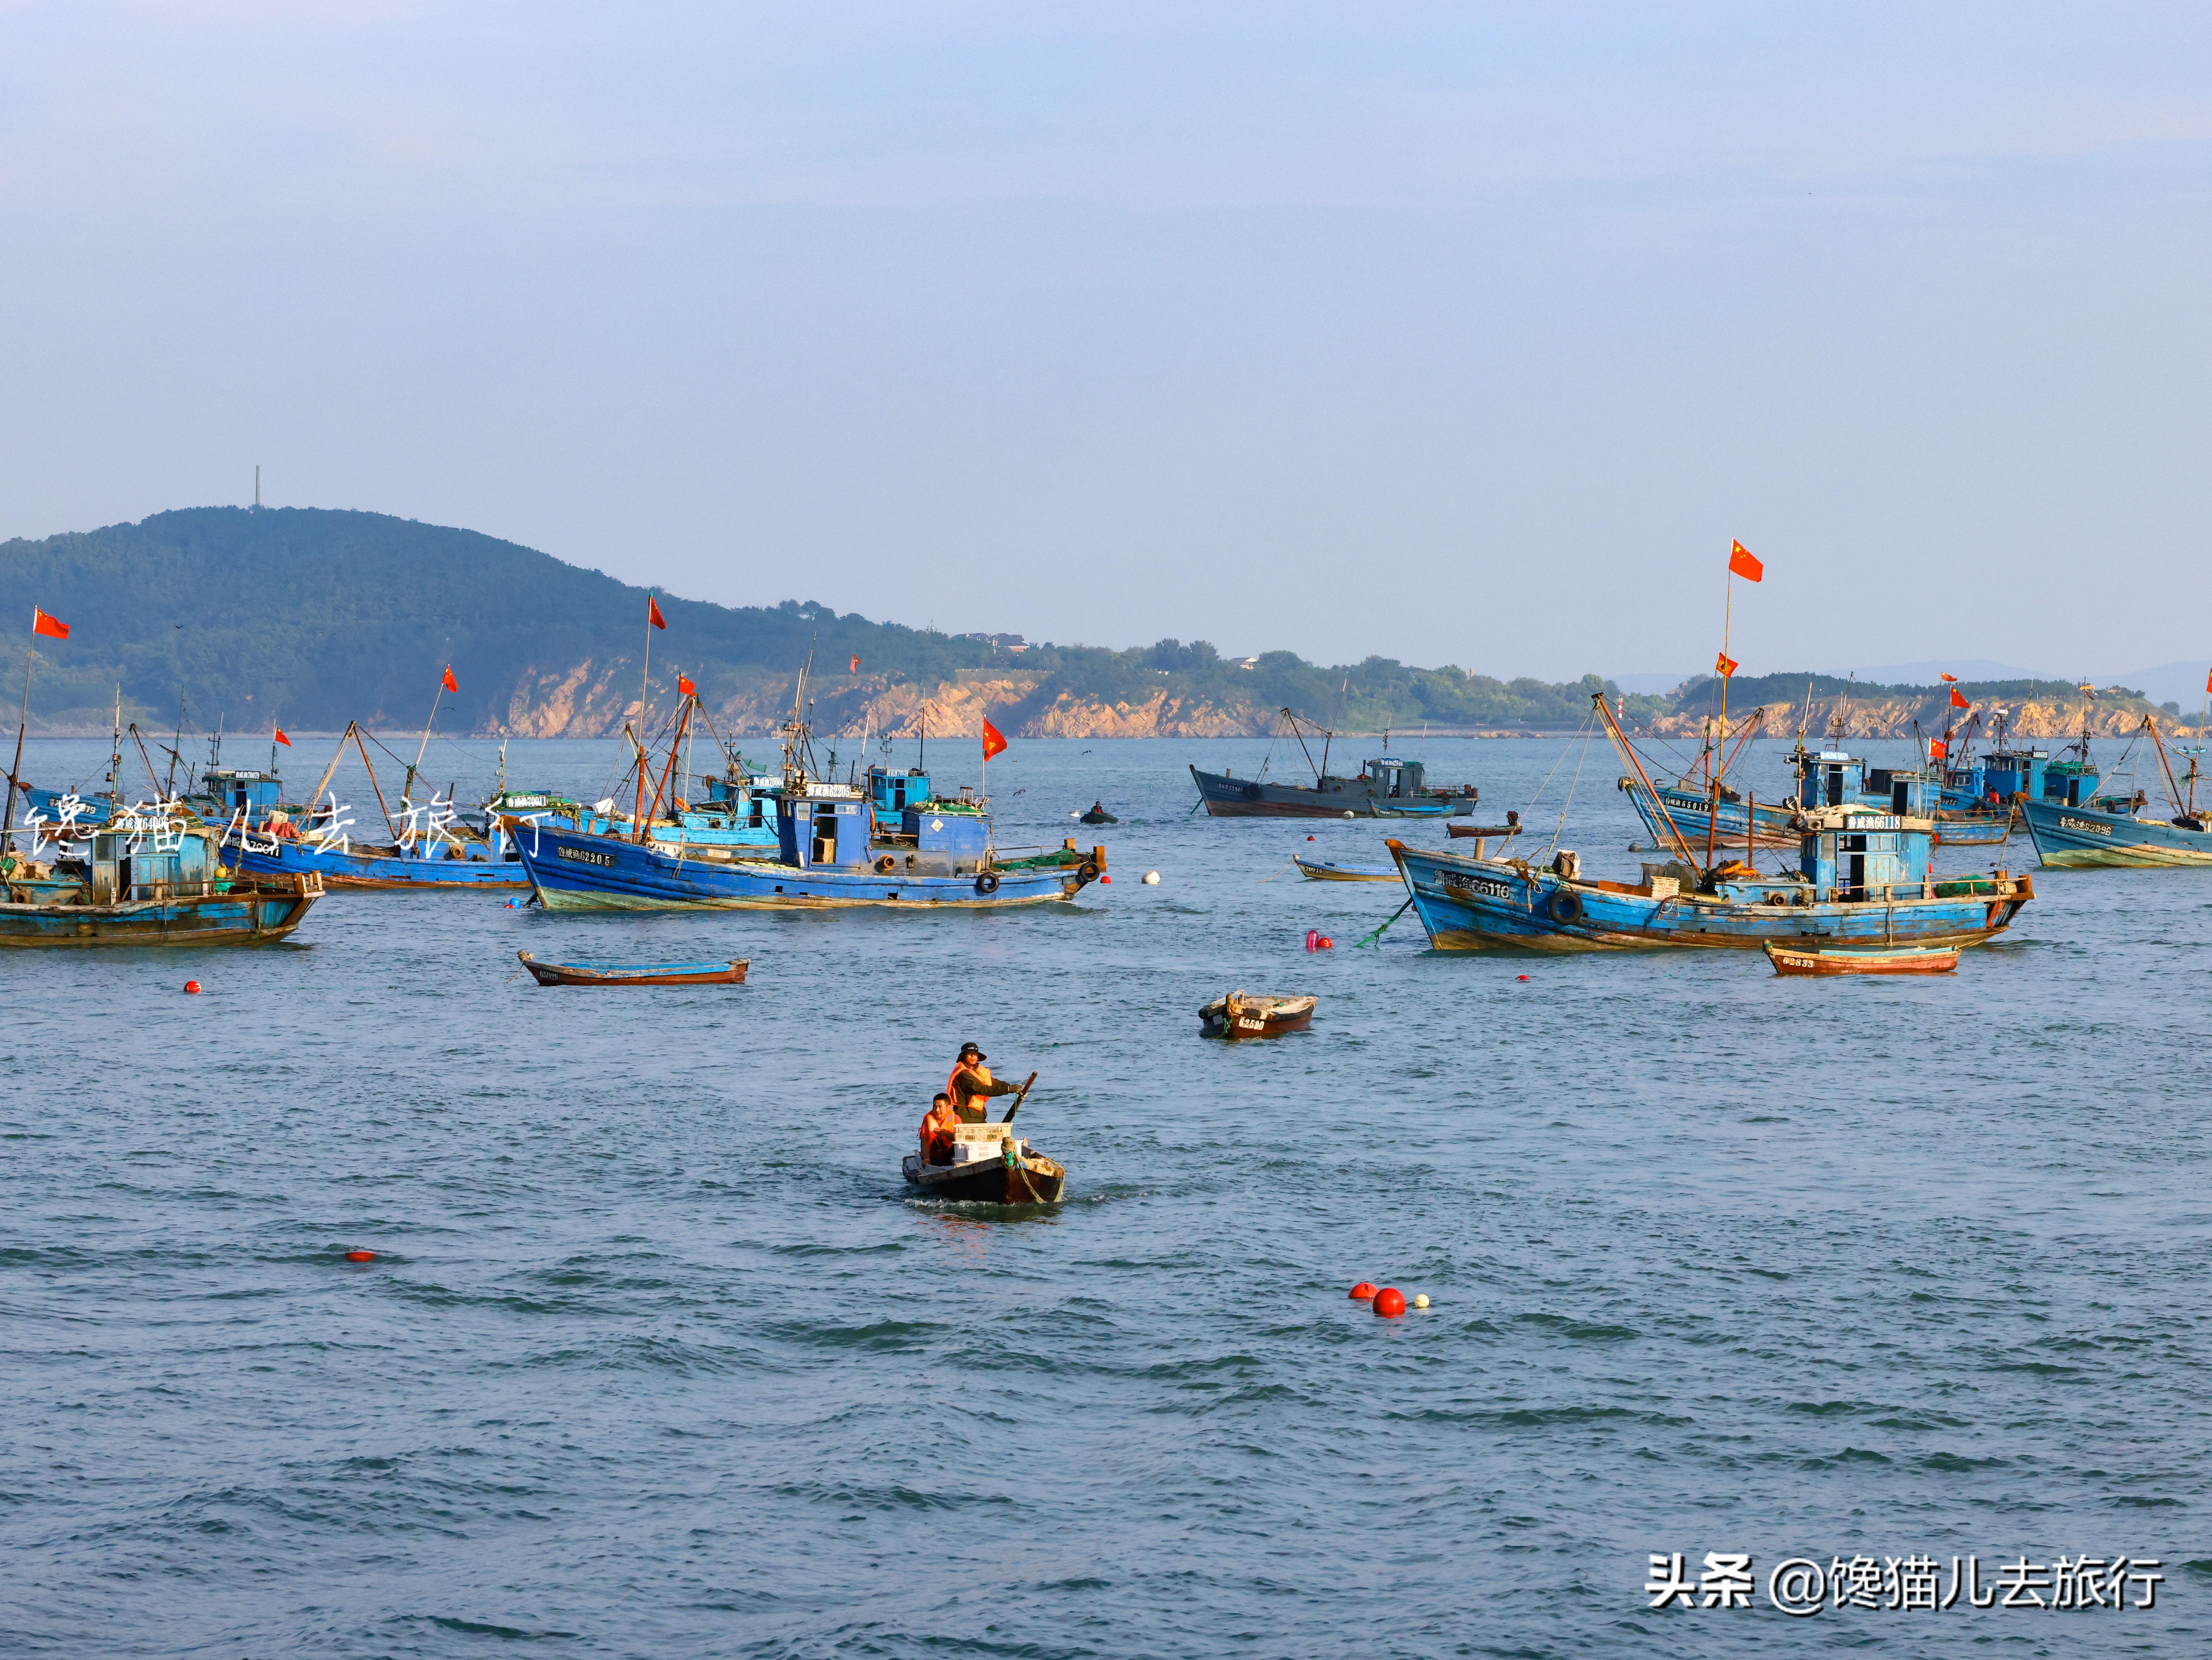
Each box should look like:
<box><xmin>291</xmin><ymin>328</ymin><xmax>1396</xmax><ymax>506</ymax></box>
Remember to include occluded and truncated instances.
<box><xmin>2</xmin><ymin>733</ymin><xmax>2205</xmax><ymax>1658</ymax></box>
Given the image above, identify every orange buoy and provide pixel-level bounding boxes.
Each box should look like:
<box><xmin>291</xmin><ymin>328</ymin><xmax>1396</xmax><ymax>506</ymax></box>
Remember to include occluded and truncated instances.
<box><xmin>1349</xmin><ymin>1281</ymin><xmax>1377</xmax><ymax>1300</ymax></box>
<box><xmin>1317</xmin><ymin>935</ymin><xmax>1333</xmax><ymax>949</ymax></box>
<box><xmin>1373</xmin><ymin>1287</ymin><xmax>1407</xmax><ymax>1317</ymax></box>
<box><xmin>344</xmin><ymin>1250</ymin><xmax>376</xmax><ymax>1262</ymax></box>
<box><xmin>183</xmin><ymin>980</ymin><xmax>202</xmax><ymax>994</ymax></box>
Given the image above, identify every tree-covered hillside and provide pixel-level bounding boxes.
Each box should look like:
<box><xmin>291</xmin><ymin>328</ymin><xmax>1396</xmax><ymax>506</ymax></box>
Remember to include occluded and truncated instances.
<box><xmin>0</xmin><ymin>508</ymin><xmax>1655</xmax><ymax>736</ymax></box>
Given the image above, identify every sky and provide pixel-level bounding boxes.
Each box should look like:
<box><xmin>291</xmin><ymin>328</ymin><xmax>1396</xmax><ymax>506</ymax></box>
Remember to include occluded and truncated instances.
<box><xmin>1</xmin><ymin>2</ymin><xmax>2208</xmax><ymax>681</ymax></box>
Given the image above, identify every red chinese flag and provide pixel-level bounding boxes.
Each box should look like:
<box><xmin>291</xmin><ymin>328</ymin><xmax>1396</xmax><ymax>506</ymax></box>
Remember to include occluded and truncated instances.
<box><xmin>850</xmin><ymin>654</ymin><xmax>861</xmax><ymax>674</ymax></box>
<box><xmin>273</xmin><ymin>726</ymin><xmax>292</xmax><ymax>747</ymax></box>
<box><xmin>1949</xmin><ymin>687</ymin><xmax>1970</xmax><ymax>709</ymax></box>
<box><xmin>1727</xmin><ymin>540</ymin><xmax>1762</xmax><ymax>582</ymax></box>
<box><xmin>678</xmin><ymin>674</ymin><xmax>696</xmax><ymax>696</ymax></box>
<box><xmin>1715</xmin><ymin>651</ymin><xmax>1738</xmax><ymax>678</ymax></box>
<box><xmin>31</xmin><ymin>607</ymin><xmax>68</xmax><ymax>639</ymax></box>
<box><xmin>1929</xmin><ymin>739</ymin><xmax>1948</xmax><ymax>759</ymax></box>
<box><xmin>1940</xmin><ymin>672</ymin><xmax>1958</xmax><ymax>682</ymax></box>
<box><xmin>442</xmin><ymin>665</ymin><xmax>458</xmax><ymax>693</ymax></box>
<box><xmin>647</xmin><ymin>596</ymin><xmax>666</xmax><ymax>630</ymax></box>
<box><xmin>2204</xmin><ymin>666</ymin><xmax>2211</xmax><ymax>695</ymax></box>
<box><xmin>981</xmin><ymin>719</ymin><xmax>1008</xmax><ymax>761</ymax></box>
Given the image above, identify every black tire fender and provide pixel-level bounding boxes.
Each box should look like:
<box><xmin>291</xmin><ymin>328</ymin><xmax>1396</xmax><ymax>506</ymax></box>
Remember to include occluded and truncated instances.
<box><xmin>1547</xmin><ymin>888</ymin><xmax>1585</xmax><ymax>925</ymax></box>
<box><xmin>975</xmin><ymin>872</ymin><xmax>1001</xmax><ymax>895</ymax></box>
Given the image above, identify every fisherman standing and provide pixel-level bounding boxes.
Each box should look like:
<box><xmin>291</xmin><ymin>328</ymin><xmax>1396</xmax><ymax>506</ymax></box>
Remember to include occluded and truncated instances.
<box><xmin>946</xmin><ymin>1042</ymin><xmax>1016</xmax><ymax>1122</ymax></box>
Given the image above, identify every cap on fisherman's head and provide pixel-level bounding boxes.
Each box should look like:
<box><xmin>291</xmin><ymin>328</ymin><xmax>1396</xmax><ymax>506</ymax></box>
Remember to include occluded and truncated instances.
<box><xmin>959</xmin><ymin>1042</ymin><xmax>984</xmax><ymax>1061</ymax></box>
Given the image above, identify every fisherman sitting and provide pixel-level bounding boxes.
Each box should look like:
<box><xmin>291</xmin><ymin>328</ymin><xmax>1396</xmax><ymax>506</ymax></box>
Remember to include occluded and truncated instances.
<box><xmin>919</xmin><ymin>1092</ymin><xmax>961</xmax><ymax>1165</ymax></box>
<box><xmin>946</xmin><ymin>1041</ymin><xmax>1016</xmax><ymax>1123</ymax></box>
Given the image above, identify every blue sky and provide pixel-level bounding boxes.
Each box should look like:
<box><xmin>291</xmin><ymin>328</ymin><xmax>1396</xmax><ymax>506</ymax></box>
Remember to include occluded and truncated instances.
<box><xmin>2</xmin><ymin>3</ymin><xmax>2207</xmax><ymax>680</ymax></box>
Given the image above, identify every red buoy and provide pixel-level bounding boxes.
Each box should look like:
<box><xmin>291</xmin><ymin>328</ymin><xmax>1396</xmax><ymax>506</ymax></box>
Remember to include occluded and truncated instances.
<box><xmin>1374</xmin><ymin>1287</ymin><xmax>1407</xmax><ymax>1317</ymax></box>
<box><xmin>1306</xmin><ymin>835</ymin><xmax>1315</xmax><ymax>841</ymax></box>
<box><xmin>183</xmin><ymin>980</ymin><xmax>202</xmax><ymax>995</ymax></box>
<box><xmin>1317</xmin><ymin>936</ymin><xmax>1333</xmax><ymax>949</ymax></box>
<box><xmin>1516</xmin><ymin>974</ymin><xmax>1530</xmax><ymax>981</ymax></box>
<box><xmin>344</xmin><ymin>1250</ymin><xmax>376</xmax><ymax>1262</ymax></box>
<box><xmin>1349</xmin><ymin>1281</ymin><xmax>1377</xmax><ymax>1300</ymax></box>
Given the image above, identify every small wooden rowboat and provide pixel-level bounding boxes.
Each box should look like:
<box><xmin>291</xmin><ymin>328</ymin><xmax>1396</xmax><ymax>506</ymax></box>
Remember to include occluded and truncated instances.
<box><xmin>1762</xmin><ymin>941</ymin><xmax>1959</xmax><ymax>977</ymax></box>
<box><xmin>1200</xmin><ymin>990</ymin><xmax>1317</xmax><ymax>1039</ymax></box>
<box><xmin>1293</xmin><ymin>856</ymin><xmax>1396</xmax><ymax>881</ymax></box>
<box><xmin>517</xmin><ymin>950</ymin><xmax>749</xmax><ymax>986</ymax></box>
<box><xmin>902</xmin><ymin>1120</ymin><xmax>1066</xmax><ymax>1203</ymax></box>
<box><xmin>1445</xmin><ymin>822</ymin><xmax>1522</xmax><ymax>840</ymax></box>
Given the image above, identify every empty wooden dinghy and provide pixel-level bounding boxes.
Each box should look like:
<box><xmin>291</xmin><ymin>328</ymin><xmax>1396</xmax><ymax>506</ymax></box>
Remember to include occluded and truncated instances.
<box><xmin>1200</xmin><ymin>989</ymin><xmax>1317</xmax><ymax>1039</ymax></box>
<box><xmin>518</xmin><ymin>951</ymin><xmax>749</xmax><ymax>986</ymax></box>
<box><xmin>1762</xmin><ymin>941</ymin><xmax>1959</xmax><ymax>976</ymax></box>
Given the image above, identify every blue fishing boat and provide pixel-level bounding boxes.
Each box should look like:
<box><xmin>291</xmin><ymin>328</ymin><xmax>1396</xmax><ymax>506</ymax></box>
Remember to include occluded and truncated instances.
<box><xmin>508</xmin><ymin>702</ymin><xmax>1105</xmax><ymax>911</ymax></box>
<box><xmin>2018</xmin><ymin>715</ymin><xmax>2212</xmax><ymax>867</ymax></box>
<box><xmin>220</xmin><ymin>721</ymin><xmax>528</xmax><ymax>889</ymax></box>
<box><xmin>0</xmin><ymin>814</ymin><xmax>320</xmax><ymax>945</ymax></box>
<box><xmin>1624</xmin><ymin>741</ymin><xmax>2012</xmax><ymax>851</ymax></box>
<box><xmin>1396</xmin><ymin>695</ymin><xmax>2033</xmax><ymax>951</ymax></box>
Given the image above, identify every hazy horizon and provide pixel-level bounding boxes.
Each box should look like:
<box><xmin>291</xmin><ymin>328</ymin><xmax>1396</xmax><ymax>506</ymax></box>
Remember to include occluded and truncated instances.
<box><xmin>3</xmin><ymin>4</ymin><xmax>2207</xmax><ymax>680</ymax></box>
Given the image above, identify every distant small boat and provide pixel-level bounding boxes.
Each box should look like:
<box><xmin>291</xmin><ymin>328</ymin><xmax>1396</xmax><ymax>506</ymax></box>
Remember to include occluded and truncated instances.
<box><xmin>1763</xmin><ymin>941</ymin><xmax>1960</xmax><ymax>976</ymax></box>
<box><xmin>1080</xmin><ymin>802</ymin><xmax>1117</xmax><ymax>824</ymax></box>
<box><xmin>517</xmin><ymin>951</ymin><xmax>748</xmax><ymax>986</ymax></box>
<box><xmin>1200</xmin><ymin>990</ymin><xmax>1317</xmax><ymax>1038</ymax></box>
<box><xmin>1293</xmin><ymin>856</ymin><xmax>1396</xmax><ymax>881</ymax></box>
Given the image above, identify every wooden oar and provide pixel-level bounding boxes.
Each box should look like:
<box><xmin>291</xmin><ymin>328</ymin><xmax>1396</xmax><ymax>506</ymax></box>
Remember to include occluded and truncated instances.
<box><xmin>999</xmin><ymin>1071</ymin><xmax>1040</xmax><ymax>1124</ymax></box>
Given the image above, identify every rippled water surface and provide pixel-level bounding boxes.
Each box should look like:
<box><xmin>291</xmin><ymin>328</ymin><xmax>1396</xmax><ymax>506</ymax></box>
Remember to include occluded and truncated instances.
<box><xmin>4</xmin><ymin>733</ymin><xmax>2207</xmax><ymax>1657</ymax></box>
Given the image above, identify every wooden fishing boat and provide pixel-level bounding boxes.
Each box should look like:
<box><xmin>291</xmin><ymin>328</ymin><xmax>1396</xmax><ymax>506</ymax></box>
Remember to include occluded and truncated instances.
<box><xmin>0</xmin><ymin>820</ymin><xmax>320</xmax><ymax>946</ymax></box>
<box><xmin>1200</xmin><ymin>990</ymin><xmax>1317</xmax><ymax>1038</ymax></box>
<box><xmin>1293</xmin><ymin>856</ymin><xmax>1396</xmax><ymax>881</ymax></box>
<box><xmin>902</xmin><ymin>1120</ymin><xmax>1065</xmax><ymax>1203</ymax></box>
<box><xmin>1763</xmin><ymin>941</ymin><xmax>1960</xmax><ymax>976</ymax></box>
<box><xmin>1190</xmin><ymin>708</ymin><xmax>1476</xmax><ymax>818</ymax></box>
<box><xmin>517</xmin><ymin>951</ymin><xmax>748</xmax><ymax>986</ymax></box>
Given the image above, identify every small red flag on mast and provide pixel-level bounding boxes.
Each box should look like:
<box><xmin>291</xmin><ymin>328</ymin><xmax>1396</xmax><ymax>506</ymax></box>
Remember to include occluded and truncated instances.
<box><xmin>273</xmin><ymin>726</ymin><xmax>292</xmax><ymax>746</ymax></box>
<box><xmin>442</xmin><ymin>665</ymin><xmax>458</xmax><ymax>693</ymax></box>
<box><xmin>1727</xmin><ymin>540</ymin><xmax>1762</xmax><ymax>582</ymax></box>
<box><xmin>1929</xmin><ymin>739</ymin><xmax>1948</xmax><ymax>759</ymax></box>
<box><xmin>981</xmin><ymin>719</ymin><xmax>1008</xmax><ymax>760</ymax></box>
<box><xmin>850</xmin><ymin>654</ymin><xmax>861</xmax><ymax>674</ymax></box>
<box><xmin>31</xmin><ymin>607</ymin><xmax>68</xmax><ymax>639</ymax></box>
<box><xmin>1715</xmin><ymin>651</ymin><xmax>1738</xmax><ymax>679</ymax></box>
<box><xmin>1940</xmin><ymin>672</ymin><xmax>1957</xmax><ymax>682</ymax></box>
<box><xmin>1949</xmin><ymin>687</ymin><xmax>1970</xmax><ymax>709</ymax></box>
<box><xmin>678</xmin><ymin>674</ymin><xmax>696</xmax><ymax>696</ymax></box>
<box><xmin>647</xmin><ymin>596</ymin><xmax>666</xmax><ymax>630</ymax></box>
<box><xmin>2204</xmin><ymin>665</ymin><xmax>2212</xmax><ymax>695</ymax></box>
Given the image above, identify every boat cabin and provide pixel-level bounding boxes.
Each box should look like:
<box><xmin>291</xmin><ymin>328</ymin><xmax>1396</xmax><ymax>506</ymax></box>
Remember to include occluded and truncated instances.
<box><xmin>1981</xmin><ymin>748</ymin><xmax>2048</xmax><ymax>803</ymax></box>
<box><xmin>202</xmin><ymin>767</ymin><xmax>283</xmax><ymax>820</ymax></box>
<box><xmin>868</xmin><ymin>766</ymin><xmax>932</xmax><ymax>815</ymax></box>
<box><xmin>1359</xmin><ymin>758</ymin><xmax>1426</xmax><ymax>798</ymax></box>
<box><xmin>1864</xmin><ymin>767</ymin><xmax>1941</xmax><ymax>815</ymax></box>
<box><xmin>777</xmin><ymin>783</ymin><xmax>870</xmax><ymax>868</ymax></box>
<box><xmin>1798</xmin><ymin>805</ymin><xmax>1933</xmax><ymax>901</ymax></box>
<box><xmin>89</xmin><ymin>823</ymin><xmax>219</xmax><ymax>902</ymax></box>
<box><xmin>1795</xmin><ymin>750</ymin><xmax>1866</xmax><ymax>808</ymax></box>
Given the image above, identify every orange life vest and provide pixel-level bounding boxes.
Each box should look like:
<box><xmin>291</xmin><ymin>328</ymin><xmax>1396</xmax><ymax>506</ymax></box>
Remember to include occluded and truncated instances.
<box><xmin>919</xmin><ymin>1100</ymin><xmax>960</xmax><ymax>1164</ymax></box>
<box><xmin>947</xmin><ymin>1060</ymin><xmax>998</xmax><ymax>1119</ymax></box>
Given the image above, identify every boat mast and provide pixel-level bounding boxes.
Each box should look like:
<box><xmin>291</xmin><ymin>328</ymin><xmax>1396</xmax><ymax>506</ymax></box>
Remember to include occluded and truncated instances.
<box><xmin>2145</xmin><ymin>714</ymin><xmax>2185</xmax><ymax>817</ymax></box>
<box><xmin>106</xmin><ymin>687</ymin><xmax>122</xmax><ymax>803</ymax></box>
<box><xmin>1592</xmin><ymin>692</ymin><xmax>1700</xmax><ymax>867</ymax></box>
<box><xmin>2</xmin><ymin>628</ymin><xmax>37</xmax><ymax>846</ymax></box>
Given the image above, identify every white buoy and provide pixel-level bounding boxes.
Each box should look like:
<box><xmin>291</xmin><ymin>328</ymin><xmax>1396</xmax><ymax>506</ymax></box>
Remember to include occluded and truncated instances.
<box><xmin>1413</xmin><ymin>1294</ymin><xmax>1430</xmax><ymax>1309</ymax></box>
<box><xmin>1142</xmin><ymin>870</ymin><xmax>1160</xmax><ymax>885</ymax></box>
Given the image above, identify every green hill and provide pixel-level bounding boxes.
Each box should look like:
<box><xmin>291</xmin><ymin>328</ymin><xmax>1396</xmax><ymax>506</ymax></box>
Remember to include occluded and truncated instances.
<box><xmin>0</xmin><ymin>507</ymin><xmax>1655</xmax><ymax>737</ymax></box>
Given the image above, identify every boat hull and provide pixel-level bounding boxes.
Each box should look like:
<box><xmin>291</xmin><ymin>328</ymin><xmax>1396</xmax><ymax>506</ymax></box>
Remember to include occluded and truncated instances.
<box><xmin>1292</xmin><ymin>857</ymin><xmax>1396</xmax><ymax>881</ymax></box>
<box><xmin>1763</xmin><ymin>942</ymin><xmax>1960</xmax><ymax>976</ymax></box>
<box><xmin>2019</xmin><ymin>799</ymin><xmax>2212</xmax><ymax>867</ymax></box>
<box><xmin>513</xmin><ymin>824</ymin><xmax>1098</xmax><ymax>910</ymax></box>
<box><xmin>1622</xmin><ymin>783</ymin><xmax>1802</xmax><ymax>850</ymax></box>
<box><xmin>518</xmin><ymin>952</ymin><xmax>748</xmax><ymax>986</ymax></box>
<box><xmin>902</xmin><ymin>1151</ymin><xmax>1066</xmax><ymax>1203</ymax></box>
<box><xmin>0</xmin><ymin>878</ymin><xmax>320</xmax><ymax>946</ymax></box>
<box><xmin>1388</xmin><ymin>844</ymin><xmax>2029</xmax><ymax>952</ymax></box>
<box><xmin>1190</xmin><ymin>766</ymin><xmax>1473</xmax><ymax>819</ymax></box>
<box><xmin>1199</xmin><ymin>994</ymin><xmax>1317</xmax><ymax>1038</ymax></box>
<box><xmin>225</xmin><ymin>838</ymin><xmax>528</xmax><ymax>889</ymax></box>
